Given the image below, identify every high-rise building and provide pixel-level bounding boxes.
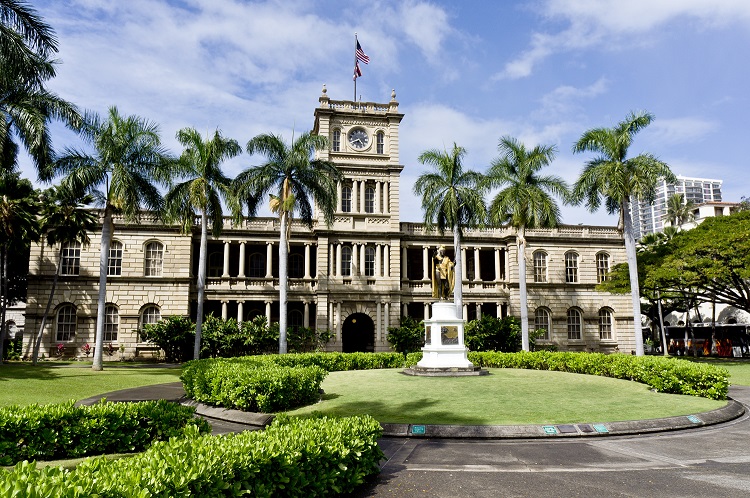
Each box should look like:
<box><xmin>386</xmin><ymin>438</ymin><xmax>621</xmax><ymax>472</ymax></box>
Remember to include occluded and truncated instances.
<box><xmin>629</xmin><ymin>176</ymin><xmax>722</xmax><ymax>240</ymax></box>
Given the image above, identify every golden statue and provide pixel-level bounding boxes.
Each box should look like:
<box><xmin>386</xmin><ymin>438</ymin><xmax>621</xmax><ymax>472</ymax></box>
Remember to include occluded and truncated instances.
<box><xmin>431</xmin><ymin>245</ymin><xmax>455</xmax><ymax>300</ymax></box>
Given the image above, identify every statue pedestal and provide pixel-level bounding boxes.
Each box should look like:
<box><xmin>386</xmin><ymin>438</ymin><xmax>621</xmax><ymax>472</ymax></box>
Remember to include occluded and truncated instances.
<box><xmin>411</xmin><ymin>302</ymin><xmax>481</xmax><ymax>374</ymax></box>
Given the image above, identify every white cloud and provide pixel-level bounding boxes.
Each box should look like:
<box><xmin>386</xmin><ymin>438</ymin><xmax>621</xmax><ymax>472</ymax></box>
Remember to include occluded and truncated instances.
<box><xmin>399</xmin><ymin>1</ymin><xmax>453</xmax><ymax>62</ymax></box>
<box><xmin>536</xmin><ymin>78</ymin><xmax>609</xmax><ymax>119</ymax></box>
<box><xmin>648</xmin><ymin>117</ymin><xmax>719</xmax><ymax>145</ymax></box>
<box><xmin>496</xmin><ymin>0</ymin><xmax>750</xmax><ymax>79</ymax></box>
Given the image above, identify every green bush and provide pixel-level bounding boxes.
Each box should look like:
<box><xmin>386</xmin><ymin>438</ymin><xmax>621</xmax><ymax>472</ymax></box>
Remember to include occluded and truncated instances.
<box><xmin>0</xmin><ymin>400</ymin><xmax>209</xmax><ymax>466</ymax></box>
<box><xmin>386</xmin><ymin>316</ymin><xmax>424</xmax><ymax>355</ymax></box>
<box><xmin>140</xmin><ymin>315</ymin><xmax>195</xmax><ymax>362</ymax></box>
<box><xmin>464</xmin><ymin>315</ymin><xmax>522</xmax><ymax>352</ymax></box>
<box><xmin>0</xmin><ymin>415</ymin><xmax>384</xmax><ymax>497</ymax></box>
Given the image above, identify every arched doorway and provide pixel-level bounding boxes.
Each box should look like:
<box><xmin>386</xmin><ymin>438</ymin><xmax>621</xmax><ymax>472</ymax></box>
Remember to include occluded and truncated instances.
<box><xmin>342</xmin><ymin>313</ymin><xmax>375</xmax><ymax>353</ymax></box>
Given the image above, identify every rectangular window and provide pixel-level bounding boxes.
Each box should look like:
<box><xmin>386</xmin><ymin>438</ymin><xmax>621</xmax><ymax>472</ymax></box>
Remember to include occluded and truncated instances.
<box><xmin>56</xmin><ymin>305</ymin><xmax>76</xmax><ymax>341</ymax></box>
<box><xmin>365</xmin><ymin>187</ymin><xmax>375</xmax><ymax>213</ymax></box>
<box><xmin>533</xmin><ymin>252</ymin><xmax>547</xmax><ymax>283</ymax></box>
<box><xmin>108</xmin><ymin>241</ymin><xmax>123</xmax><ymax>276</ymax></box>
<box><xmin>341</xmin><ymin>186</ymin><xmax>352</xmax><ymax>213</ymax></box>
<box><xmin>104</xmin><ymin>305</ymin><xmax>118</xmax><ymax>342</ymax></box>
<box><xmin>599</xmin><ymin>309</ymin><xmax>613</xmax><ymax>340</ymax></box>
<box><xmin>565</xmin><ymin>252</ymin><xmax>578</xmax><ymax>283</ymax></box>
<box><xmin>144</xmin><ymin>242</ymin><xmax>164</xmax><ymax>277</ymax></box>
<box><xmin>341</xmin><ymin>246</ymin><xmax>352</xmax><ymax>277</ymax></box>
<box><xmin>567</xmin><ymin>310</ymin><xmax>582</xmax><ymax>340</ymax></box>
<box><xmin>365</xmin><ymin>246</ymin><xmax>375</xmax><ymax>277</ymax></box>
<box><xmin>61</xmin><ymin>242</ymin><xmax>81</xmax><ymax>276</ymax></box>
<box><xmin>376</xmin><ymin>132</ymin><xmax>384</xmax><ymax>154</ymax></box>
<box><xmin>596</xmin><ymin>253</ymin><xmax>610</xmax><ymax>283</ymax></box>
<box><xmin>332</xmin><ymin>130</ymin><xmax>341</xmax><ymax>152</ymax></box>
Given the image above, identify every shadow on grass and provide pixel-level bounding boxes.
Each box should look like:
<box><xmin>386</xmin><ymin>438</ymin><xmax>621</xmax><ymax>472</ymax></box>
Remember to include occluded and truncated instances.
<box><xmin>0</xmin><ymin>362</ymin><xmax>182</xmax><ymax>382</ymax></box>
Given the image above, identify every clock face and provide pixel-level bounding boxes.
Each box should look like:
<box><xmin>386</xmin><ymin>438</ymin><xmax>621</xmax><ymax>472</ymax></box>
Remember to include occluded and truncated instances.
<box><xmin>348</xmin><ymin>128</ymin><xmax>369</xmax><ymax>149</ymax></box>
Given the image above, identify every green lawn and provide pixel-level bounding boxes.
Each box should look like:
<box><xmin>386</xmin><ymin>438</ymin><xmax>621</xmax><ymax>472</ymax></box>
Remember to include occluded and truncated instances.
<box><xmin>286</xmin><ymin>368</ymin><xmax>726</xmax><ymax>425</ymax></box>
<box><xmin>687</xmin><ymin>358</ymin><xmax>750</xmax><ymax>386</ymax></box>
<box><xmin>0</xmin><ymin>363</ymin><xmax>182</xmax><ymax>407</ymax></box>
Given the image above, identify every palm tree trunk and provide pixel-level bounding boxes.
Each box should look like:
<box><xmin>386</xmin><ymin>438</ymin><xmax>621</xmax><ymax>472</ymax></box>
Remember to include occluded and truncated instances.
<box><xmin>622</xmin><ymin>200</ymin><xmax>645</xmax><ymax>356</ymax></box>
<box><xmin>279</xmin><ymin>210</ymin><xmax>289</xmax><ymax>353</ymax></box>
<box><xmin>32</xmin><ymin>247</ymin><xmax>62</xmax><ymax>365</ymax></box>
<box><xmin>0</xmin><ymin>245</ymin><xmax>7</xmax><ymax>363</ymax></box>
<box><xmin>657</xmin><ymin>291</ymin><xmax>668</xmax><ymax>356</ymax></box>
<box><xmin>518</xmin><ymin>228</ymin><xmax>530</xmax><ymax>351</ymax></box>
<box><xmin>92</xmin><ymin>210</ymin><xmax>113</xmax><ymax>371</ymax></box>
<box><xmin>193</xmin><ymin>210</ymin><xmax>208</xmax><ymax>360</ymax></box>
<box><xmin>453</xmin><ymin>226</ymin><xmax>463</xmax><ymax>319</ymax></box>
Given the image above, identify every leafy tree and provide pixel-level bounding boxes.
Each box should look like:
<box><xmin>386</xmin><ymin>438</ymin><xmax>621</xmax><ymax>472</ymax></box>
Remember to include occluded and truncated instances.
<box><xmin>665</xmin><ymin>193</ymin><xmax>694</xmax><ymax>227</ymax></box>
<box><xmin>0</xmin><ymin>171</ymin><xmax>40</xmax><ymax>361</ymax></box>
<box><xmin>163</xmin><ymin>128</ymin><xmax>240</xmax><ymax>360</ymax></box>
<box><xmin>288</xmin><ymin>326</ymin><xmax>332</xmax><ymax>353</ymax></box>
<box><xmin>1</xmin><ymin>0</ymin><xmax>81</xmax><ymax>179</ymax></box>
<box><xmin>200</xmin><ymin>314</ymin><xmax>246</xmax><ymax>358</ymax></box>
<box><xmin>386</xmin><ymin>316</ymin><xmax>424</xmax><ymax>356</ymax></box>
<box><xmin>55</xmin><ymin>106</ymin><xmax>173</xmax><ymax>370</ymax></box>
<box><xmin>31</xmin><ymin>187</ymin><xmax>97</xmax><ymax>364</ymax></box>
<box><xmin>464</xmin><ymin>315</ymin><xmax>523</xmax><ymax>352</ymax></box>
<box><xmin>140</xmin><ymin>316</ymin><xmax>195</xmax><ymax>363</ymax></box>
<box><xmin>233</xmin><ymin>132</ymin><xmax>341</xmax><ymax>354</ymax></box>
<box><xmin>572</xmin><ymin>111</ymin><xmax>675</xmax><ymax>356</ymax></box>
<box><xmin>485</xmin><ymin>136</ymin><xmax>568</xmax><ymax>351</ymax></box>
<box><xmin>240</xmin><ymin>315</ymin><xmax>279</xmax><ymax>355</ymax></box>
<box><xmin>414</xmin><ymin>143</ymin><xmax>487</xmax><ymax>317</ymax></box>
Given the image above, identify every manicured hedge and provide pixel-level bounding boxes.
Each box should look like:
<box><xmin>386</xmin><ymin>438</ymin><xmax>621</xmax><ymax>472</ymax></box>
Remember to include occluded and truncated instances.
<box><xmin>0</xmin><ymin>400</ymin><xmax>210</xmax><ymax>466</ymax></box>
<box><xmin>0</xmin><ymin>415</ymin><xmax>384</xmax><ymax>498</ymax></box>
<box><xmin>405</xmin><ymin>351</ymin><xmax>729</xmax><ymax>400</ymax></box>
<box><xmin>234</xmin><ymin>351</ymin><xmax>407</xmax><ymax>371</ymax></box>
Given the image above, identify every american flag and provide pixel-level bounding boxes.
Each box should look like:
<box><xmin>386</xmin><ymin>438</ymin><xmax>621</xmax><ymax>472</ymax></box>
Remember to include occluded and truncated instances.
<box><xmin>353</xmin><ymin>61</ymin><xmax>362</xmax><ymax>80</ymax></box>
<box><xmin>356</xmin><ymin>40</ymin><xmax>370</xmax><ymax>64</ymax></box>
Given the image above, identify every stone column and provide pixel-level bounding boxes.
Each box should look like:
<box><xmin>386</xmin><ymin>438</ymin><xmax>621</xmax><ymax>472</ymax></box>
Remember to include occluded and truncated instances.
<box><xmin>352</xmin><ymin>243</ymin><xmax>359</xmax><ymax>276</ymax></box>
<box><xmin>237</xmin><ymin>301</ymin><xmax>244</xmax><ymax>323</ymax></box>
<box><xmin>376</xmin><ymin>181</ymin><xmax>382</xmax><ymax>214</ymax></box>
<box><xmin>221</xmin><ymin>301</ymin><xmax>228</xmax><ymax>320</ymax></box>
<box><xmin>360</xmin><ymin>244</ymin><xmax>366</xmax><ymax>275</ymax></box>
<box><xmin>476</xmin><ymin>303</ymin><xmax>482</xmax><ymax>319</ymax></box>
<box><xmin>360</xmin><ymin>181</ymin><xmax>366</xmax><ymax>213</ymax></box>
<box><xmin>375</xmin><ymin>244</ymin><xmax>382</xmax><ymax>277</ymax></box>
<box><xmin>496</xmin><ymin>303</ymin><xmax>502</xmax><ymax>318</ymax></box>
<box><xmin>352</xmin><ymin>180</ymin><xmax>359</xmax><ymax>213</ymax></box>
<box><xmin>376</xmin><ymin>302</ymin><xmax>382</xmax><ymax>343</ymax></box>
<box><xmin>474</xmin><ymin>248</ymin><xmax>481</xmax><ymax>281</ymax></box>
<box><xmin>329</xmin><ymin>243</ymin><xmax>335</xmax><ymax>275</ymax></box>
<box><xmin>384</xmin><ymin>182</ymin><xmax>390</xmax><ymax>214</ymax></box>
<box><xmin>461</xmin><ymin>248</ymin><xmax>467</xmax><ymax>281</ymax></box>
<box><xmin>328</xmin><ymin>302</ymin><xmax>334</xmax><ymax>332</ymax></box>
<box><xmin>494</xmin><ymin>248</ymin><xmax>501</xmax><ymax>282</ymax></box>
<box><xmin>402</xmin><ymin>246</ymin><xmax>408</xmax><ymax>280</ymax></box>
<box><xmin>238</xmin><ymin>242</ymin><xmax>246</xmax><ymax>278</ymax></box>
<box><xmin>335</xmin><ymin>302</ymin><xmax>342</xmax><ymax>342</ymax></box>
<box><xmin>422</xmin><ymin>246</ymin><xmax>429</xmax><ymax>281</ymax></box>
<box><xmin>303</xmin><ymin>301</ymin><xmax>310</xmax><ymax>328</ymax></box>
<box><xmin>265</xmin><ymin>301</ymin><xmax>272</xmax><ymax>325</ymax></box>
<box><xmin>462</xmin><ymin>304</ymin><xmax>468</xmax><ymax>321</ymax></box>
<box><xmin>424</xmin><ymin>303</ymin><xmax>430</xmax><ymax>320</ymax></box>
<box><xmin>265</xmin><ymin>242</ymin><xmax>273</xmax><ymax>278</ymax></box>
<box><xmin>384</xmin><ymin>245</ymin><xmax>390</xmax><ymax>277</ymax></box>
<box><xmin>336</xmin><ymin>244</ymin><xmax>342</xmax><ymax>277</ymax></box>
<box><xmin>402</xmin><ymin>303</ymin><xmax>408</xmax><ymax>317</ymax></box>
<box><xmin>304</xmin><ymin>243</ymin><xmax>311</xmax><ymax>279</ymax></box>
<box><xmin>384</xmin><ymin>302</ymin><xmax>390</xmax><ymax>338</ymax></box>
<box><xmin>336</xmin><ymin>181</ymin><xmax>342</xmax><ymax>212</ymax></box>
<box><xmin>222</xmin><ymin>241</ymin><xmax>230</xmax><ymax>277</ymax></box>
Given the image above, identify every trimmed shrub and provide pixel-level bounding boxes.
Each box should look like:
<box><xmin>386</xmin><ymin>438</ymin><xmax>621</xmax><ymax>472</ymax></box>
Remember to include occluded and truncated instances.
<box><xmin>387</xmin><ymin>316</ymin><xmax>424</xmax><ymax>355</ymax></box>
<box><xmin>140</xmin><ymin>315</ymin><xmax>195</xmax><ymax>362</ymax></box>
<box><xmin>0</xmin><ymin>400</ymin><xmax>210</xmax><ymax>466</ymax></box>
<box><xmin>0</xmin><ymin>415</ymin><xmax>384</xmax><ymax>497</ymax></box>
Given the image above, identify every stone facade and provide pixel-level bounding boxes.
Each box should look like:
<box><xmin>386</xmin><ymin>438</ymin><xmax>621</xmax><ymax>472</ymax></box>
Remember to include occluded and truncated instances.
<box><xmin>23</xmin><ymin>89</ymin><xmax>635</xmax><ymax>359</ymax></box>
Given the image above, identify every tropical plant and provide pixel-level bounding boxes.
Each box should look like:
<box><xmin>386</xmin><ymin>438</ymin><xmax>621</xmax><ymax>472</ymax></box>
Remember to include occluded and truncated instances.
<box><xmin>0</xmin><ymin>0</ymin><xmax>81</xmax><ymax>179</ymax></box>
<box><xmin>665</xmin><ymin>193</ymin><xmax>694</xmax><ymax>227</ymax></box>
<box><xmin>163</xmin><ymin>127</ymin><xmax>241</xmax><ymax>360</ymax></box>
<box><xmin>140</xmin><ymin>315</ymin><xmax>195</xmax><ymax>363</ymax></box>
<box><xmin>414</xmin><ymin>143</ymin><xmax>487</xmax><ymax>317</ymax></box>
<box><xmin>233</xmin><ymin>131</ymin><xmax>341</xmax><ymax>353</ymax></box>
<box><xmin>386</xmin><ymin>316</ymin><xmax>424</xmax><ymax>356</ymax></box>
<box><xmin>31</xmin><ymin>186</ymin><xmax>97</xmax><ymax>364</ymax></box>
<box><xmin>485</xmin><ymin>136</ymin><xmax>568</xmax><ymax>351</ymax></box>
<box><xmin>0</xmin><ymin>171</ymin><xmax>40</xmax><ymax>362</ymax></box>
<box><xmin>54</xmin><ymin>106</ymin><xmax>173</xmax><ymax>370</ymax></box>
<box><xmin>572</xmin><ymin>110</ymin><xmax>675</xmax><ymax>355</ymax></box>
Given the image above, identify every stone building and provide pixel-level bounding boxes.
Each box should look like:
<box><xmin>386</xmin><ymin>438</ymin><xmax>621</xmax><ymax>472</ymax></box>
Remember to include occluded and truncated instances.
<box><xmin>23</xmin><ymin>88</ymin><xmax>635</xmax><ymax>359</ymax></box>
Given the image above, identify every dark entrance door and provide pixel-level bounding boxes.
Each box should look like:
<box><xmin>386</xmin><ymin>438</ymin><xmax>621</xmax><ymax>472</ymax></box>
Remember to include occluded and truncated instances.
<box><xmin>342</xmin><ymin>313</ymin><xmax>375</xmax><ymax>352</ymax></box>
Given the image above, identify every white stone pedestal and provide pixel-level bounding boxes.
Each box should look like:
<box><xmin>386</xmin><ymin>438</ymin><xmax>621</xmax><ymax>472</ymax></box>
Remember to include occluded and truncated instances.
<box><xmin>417</xmin><ymin>302</ymin><xmax>474</xmax><ymax>369</ymax></box>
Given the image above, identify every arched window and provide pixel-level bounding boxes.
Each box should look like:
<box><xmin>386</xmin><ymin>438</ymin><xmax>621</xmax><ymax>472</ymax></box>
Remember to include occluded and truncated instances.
<box><xmin>108</xmin><ymin>240</ymin><xmax>123</xmax><ymax>276</ymax></box>
<box><xmin>533</xmin><ymin>251</ymin><xmax>547</xmax><ymax>283</ymax></box>
<box><xmin>376</xmin><ymin>131</ymin><xmax>385</xmax><ymax>154</ymax></box>
<box><xmin>332</xmin><ymin>129</ymin><xmax>341</xmax><ymax>152</ymax></box>
<box><xmin>56</xmin><ymin>304</ymin><xmax>76</xmax><ymax>341</ymax></box>
<box><xmin>596</xmin><ymin>252</ymin><xmax>610</xmax><ymax>283</ymax></box>
<box><xmin>249</xmin><ymin>252</ymin><xmax>264</xmax><ymax>277</ymax></box>
<box><xmin>365</xmin><ymin>187</ymin><xmax>375</xmax><ymax>213</ymax></box>
<box><xmin>289</xmin><ymin>309</ymin><xmax>304</xmax><ymax>329</ymax></box>
<box><xmin>341</xmin><ymin>246</ymin><xmax>352</xmax><ymax>277</ymax></box>
<box><xmin>599</xmin><ymin>308</ymin><xmax>613</xmax><ymax>340</ymax></box>
<box><xmin>567</xmin><ymin>308</ymin><xmax>582</xmax><ymax>340</ymax></box>
<box><xmin>144</xmin><ymin>241</ymin><xmax>164</xmax><ymax>276</ymax></box>
<box><xmin>290</xmin><ymin>253</ymin><xmax>304</xmax><ymax>278</ymax></box>
<box><xmin>208</xmin><ymin>252</ymin><xmax>223</xmax><ymax>277</ymax></box>
<box><xmin>365</xmin><ymin>246</ymin><xmax>375</xmax><ymax>277</ymax></box>
<box><xmin>534</xmin><ymin>307</ymin><xmax>551</xmax><ymax>340</ymax></box>
<box><xmin>565</xmin><ymin>251</ymin><xmax>578</xmax><ymax>283</ymax></box>
<box><xmin>139</xmin><ymin>305</ymin><xmax>161</xmax><ymax>342</ymax></box>
<box><xmin>61</xmin><ymin>241</ymin><xmax>81</xmax><ymax>276</ymax></box>
<box><xmin>341</xmin><ymin>186</ymin><xmax>352</xmax><ymax>212</ymax></box>
<box><xmin>104</xmin><ymin>305</ymin><xmax>119</xmax><ymax>342</ymax></box>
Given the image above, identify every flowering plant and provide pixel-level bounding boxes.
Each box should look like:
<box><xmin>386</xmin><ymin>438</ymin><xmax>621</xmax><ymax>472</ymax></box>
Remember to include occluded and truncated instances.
<box><xmin>56</xmin><ymin>343</ymin><xmax>65</xmax><ymax>358</ymax></box>
<box><xmin>81</xmin><ymin>343</ymin><xmax>92</xmax><ymax>357</ymax></box>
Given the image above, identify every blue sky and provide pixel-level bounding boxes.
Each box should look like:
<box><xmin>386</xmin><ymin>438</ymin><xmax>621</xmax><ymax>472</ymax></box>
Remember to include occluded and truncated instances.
<box><xmin>25</xmin><ymin>0</ymin><xmax>750</xmax><ymax>225</ymax></box>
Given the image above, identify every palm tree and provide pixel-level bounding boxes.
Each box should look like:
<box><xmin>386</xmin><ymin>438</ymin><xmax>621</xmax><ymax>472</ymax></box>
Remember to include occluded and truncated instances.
<box><xmin>31</xmin><ymin>186</ymin><xmax>97</xmax><ymax>365</ymax></box>
<box><xmin>55</xmin><ymin>106</ymin><xmax>172</xmax><ymax>370</ymax></box>
<box><xmin>665</xmin><ymin>193</ymin><xmax>694</xmax><ymax>227</ymax></box>
<box><xmin>164</xmin><ymin>127</ymin><xmax>241</xmax><ymax>360</ymax></box>
<box><xmin>0</xmin><ymin>170</ymin><xmax>40</xmax><ymax>362</ymax></box>
<box><xmin>1</xmin><ymin>0</ymin><xmax>81</xmax><ymax>179</ymax></box>
<box><xmin>572</xmin><ymin>111</ymin><xmax>675</xmax><ymax>356</ymax></box>
<box><xmin>414</xmin><ymin>143</ymin><xmax>487</xmax><ymax>318</ymax></box>
<box><xmin>485</xmin><ymin>136</ymin><xmax>568</xmax><ymax>351</ymax></box>
<box><xmin>233</xmin><ymin>131</ymin><xmax>341</xmax><ymax>354</ymax></box>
